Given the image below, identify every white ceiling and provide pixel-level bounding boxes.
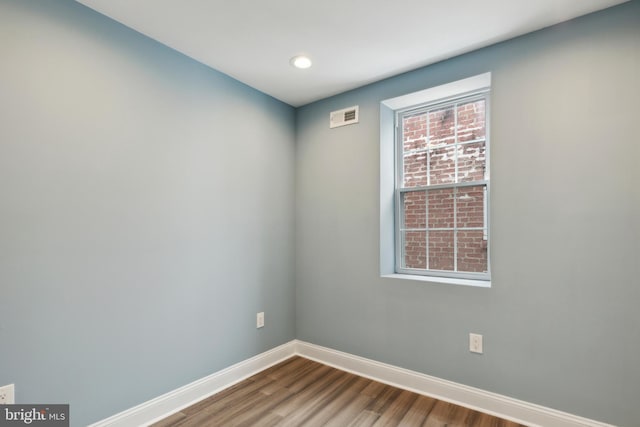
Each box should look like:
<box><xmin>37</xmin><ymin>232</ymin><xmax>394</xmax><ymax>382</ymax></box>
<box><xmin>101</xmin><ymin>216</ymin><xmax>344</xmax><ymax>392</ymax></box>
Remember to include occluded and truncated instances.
<box><xmin>76</xmin><ymin>0</ymin><xmax>627</xmax><ymax>107</ymax></box>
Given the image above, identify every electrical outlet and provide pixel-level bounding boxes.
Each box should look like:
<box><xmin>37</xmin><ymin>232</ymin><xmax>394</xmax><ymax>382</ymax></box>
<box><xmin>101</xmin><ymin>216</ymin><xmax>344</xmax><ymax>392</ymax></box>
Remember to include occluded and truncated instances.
<box><xmin>0</xmin><ymin>384</ymin><xmax>15</xmax><ymax>404</ymax></box>
<box><xmin>469</xmin><ymin>333</ymin><xmax>483</xmax><ymax>354</ymax></box>
<box><xmin>256</xmin><ymin>312</ymin><xmax>264</xmax><ymax>328</ymax></box>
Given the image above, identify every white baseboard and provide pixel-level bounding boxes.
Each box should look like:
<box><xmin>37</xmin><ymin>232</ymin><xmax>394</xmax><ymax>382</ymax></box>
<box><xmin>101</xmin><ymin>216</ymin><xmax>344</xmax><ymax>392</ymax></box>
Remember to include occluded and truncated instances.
<box><xmin>88</xmin><ymin>341</ymin><xmax>296</xmax><ymax>427</ymax></box>
<box><xmin>293</xmin><ymin>340</ymin><xmax>614</xmax><ymax>427</ymax></box>
<box><xmin>90</xmin><ymin>339</ymin><xmax>614</xmax><ymax>427</ymax></box>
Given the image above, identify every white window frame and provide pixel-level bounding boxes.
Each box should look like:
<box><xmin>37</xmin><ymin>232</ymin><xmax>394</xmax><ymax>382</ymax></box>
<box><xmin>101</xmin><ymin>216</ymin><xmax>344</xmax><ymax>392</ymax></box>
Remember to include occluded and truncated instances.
<box><xmin>380</xmin><ymin>73</ymin><xmax>491</xmax><ymax>287</ymax></box>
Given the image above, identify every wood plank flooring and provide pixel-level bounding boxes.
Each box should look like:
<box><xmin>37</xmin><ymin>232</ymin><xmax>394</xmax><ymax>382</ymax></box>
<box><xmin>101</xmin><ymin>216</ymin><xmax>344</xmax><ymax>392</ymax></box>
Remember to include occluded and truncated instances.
<box><xmin>152</xmin><ymin>356</ymin><xmax>527</xmax><ymax>427</ymax></box>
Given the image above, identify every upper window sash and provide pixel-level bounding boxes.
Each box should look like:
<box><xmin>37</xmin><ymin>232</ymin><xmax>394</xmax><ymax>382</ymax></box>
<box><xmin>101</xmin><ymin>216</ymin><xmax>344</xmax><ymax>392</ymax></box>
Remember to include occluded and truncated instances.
<box><xmin>396</xmin><ymin>92</ymin><xmax>490</xmax><ymax>191</ymax></box>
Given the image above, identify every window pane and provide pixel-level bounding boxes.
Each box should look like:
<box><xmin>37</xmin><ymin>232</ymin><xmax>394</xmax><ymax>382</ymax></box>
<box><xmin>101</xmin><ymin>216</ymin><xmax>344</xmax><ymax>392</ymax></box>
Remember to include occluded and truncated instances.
<box><xmin>402</xmin><ymin>191</ymin><xmax>426</xmax><ymax>229</ymax></box>
<box><xmin>403</xmin><ymin>231</ymin><xmax>426</xmax><ymax>269</ymax></box>
<box><xmin>457</xmin><ymin>230</ymin><xmax>488</xmax><ymax>273</ymax></box>
<box><xmin>403</xmin><ymin>151</ymin><xmax>427</xmax><ymax>187</ymax></box>
<box><xmin>427</xmin><ymin>188</ymin><xmax>454</xmax><ymax>228</ymax></box>
<box><xmin>428</xmin><ymin>106</ymin><xmax>455</xmax><ymax>148</ymax></box>
<box><xmin>456</xmin><ymin>186</ymin><xmax>485</xmax><ymax>228</ymax></box>
<box><xmin>428</xmin><ymin>230</ymin><xmax>454</xmax><ymax>271</ymax></box>
<box><xmin>457</xmin><ymin>142</ymin><xmax>486</xmax><ymax>183</ymax></box>
<box><xmin>457</xmin><ymin>99</ymin><xmax>486</xmax><ymax>142</ymax></box>
<box><xmin>403</xmin><ymin>113</ymin><xmax>427</xmax><ymax>152</ymax></box>
<box><xmin>428</xmin><ymin>147</ymin><xmax>455</xmax><ymax>185</ymax></box>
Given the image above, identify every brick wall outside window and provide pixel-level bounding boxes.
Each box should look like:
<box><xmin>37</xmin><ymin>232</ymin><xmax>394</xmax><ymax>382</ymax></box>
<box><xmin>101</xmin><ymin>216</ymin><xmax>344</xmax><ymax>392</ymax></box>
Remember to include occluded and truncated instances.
<box><xmin>400</xmin><ymin>99</ymin><xmax>487</xmax><ymax>274</ymax></box>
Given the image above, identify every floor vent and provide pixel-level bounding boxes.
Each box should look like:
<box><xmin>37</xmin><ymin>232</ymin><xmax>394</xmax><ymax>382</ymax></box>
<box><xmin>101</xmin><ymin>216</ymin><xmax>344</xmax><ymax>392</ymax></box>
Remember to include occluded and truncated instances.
<box><xmin>330</xmin><ymin>105</ymin><xmax>359</xmax><ymax>128</ymax></box>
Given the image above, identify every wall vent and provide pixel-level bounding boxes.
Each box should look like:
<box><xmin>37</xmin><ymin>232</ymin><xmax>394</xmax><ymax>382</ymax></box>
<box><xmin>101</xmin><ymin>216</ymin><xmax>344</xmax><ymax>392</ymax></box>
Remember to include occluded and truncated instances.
<box><xmin>329</xmin><ymin>105</ymin><xmax>359</xmax><ymax>128</ymax></box>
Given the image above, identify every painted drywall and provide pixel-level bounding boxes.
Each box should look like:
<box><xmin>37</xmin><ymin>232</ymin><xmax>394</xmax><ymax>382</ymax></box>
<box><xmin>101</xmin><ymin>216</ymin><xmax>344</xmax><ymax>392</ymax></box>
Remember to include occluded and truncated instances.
<box><xmin>0</xmin><ymin>1</ymin><xmax>295</xmax><ymax>425</ymax></box>
<box><xmin>295</xmin><ymin>2</ymin><xmax>640</xmax><ymax>426</ymax></box>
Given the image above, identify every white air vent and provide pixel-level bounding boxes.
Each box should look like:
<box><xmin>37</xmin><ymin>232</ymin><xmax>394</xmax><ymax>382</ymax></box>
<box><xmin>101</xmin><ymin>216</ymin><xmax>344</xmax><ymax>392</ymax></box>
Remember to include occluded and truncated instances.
<box><xmin>329</xmin><ymin>105</ymin><xmax>359</xmax><ymax>128</ymax></box>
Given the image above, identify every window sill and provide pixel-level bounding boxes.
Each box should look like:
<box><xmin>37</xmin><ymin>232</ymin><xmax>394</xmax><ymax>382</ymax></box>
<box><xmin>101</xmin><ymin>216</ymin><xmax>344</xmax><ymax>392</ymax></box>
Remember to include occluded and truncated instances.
<box><xmin>381</xmin><ymin>273</ymin><xmax>491</xmax><ymax>288</ymax></box>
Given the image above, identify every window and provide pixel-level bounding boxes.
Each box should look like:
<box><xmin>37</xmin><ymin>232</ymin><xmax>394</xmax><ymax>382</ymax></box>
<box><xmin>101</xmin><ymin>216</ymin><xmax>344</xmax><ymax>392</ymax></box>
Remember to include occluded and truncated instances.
<box><xmin>380</xmin><ymin>73</ymin><xmax>491</xmax><ymax>285</ymax></box>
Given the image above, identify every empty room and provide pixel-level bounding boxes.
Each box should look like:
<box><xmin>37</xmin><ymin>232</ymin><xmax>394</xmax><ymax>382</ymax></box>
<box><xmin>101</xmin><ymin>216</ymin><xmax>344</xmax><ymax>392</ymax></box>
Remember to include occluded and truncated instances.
<box><xmin>0</xmin><ymin>0</ymin><xmax>638</xmax><ymax>426</ymax></box>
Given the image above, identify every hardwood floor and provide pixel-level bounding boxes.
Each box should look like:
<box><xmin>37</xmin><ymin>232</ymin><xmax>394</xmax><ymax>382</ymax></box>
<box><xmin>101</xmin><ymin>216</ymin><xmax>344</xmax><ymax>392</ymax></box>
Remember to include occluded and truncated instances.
<box><xmin>152</xmin><ymin>356</ymin><xmax>527</xmax><ymax>427</ymax></box>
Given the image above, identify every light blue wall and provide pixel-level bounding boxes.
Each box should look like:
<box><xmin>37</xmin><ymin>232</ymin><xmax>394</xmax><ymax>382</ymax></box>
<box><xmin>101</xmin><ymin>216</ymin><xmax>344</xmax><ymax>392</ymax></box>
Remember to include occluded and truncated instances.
<box><xmin>295</xmin><ymin>2</ymin><xmax>640</xmax><ymax>426</ymax></box>
<box><xmin>0</xmin><ymin>1</ymin><xmax>295</xmax><ymax>426</ymax></box>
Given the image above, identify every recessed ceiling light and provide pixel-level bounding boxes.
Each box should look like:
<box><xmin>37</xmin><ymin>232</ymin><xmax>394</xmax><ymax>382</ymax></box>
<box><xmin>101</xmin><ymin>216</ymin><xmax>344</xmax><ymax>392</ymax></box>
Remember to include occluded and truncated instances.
<box><xmin>290</xmin><ymin>55</ymin><xmax>312</xmax><ymax>69</ymax></box>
